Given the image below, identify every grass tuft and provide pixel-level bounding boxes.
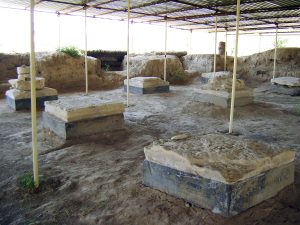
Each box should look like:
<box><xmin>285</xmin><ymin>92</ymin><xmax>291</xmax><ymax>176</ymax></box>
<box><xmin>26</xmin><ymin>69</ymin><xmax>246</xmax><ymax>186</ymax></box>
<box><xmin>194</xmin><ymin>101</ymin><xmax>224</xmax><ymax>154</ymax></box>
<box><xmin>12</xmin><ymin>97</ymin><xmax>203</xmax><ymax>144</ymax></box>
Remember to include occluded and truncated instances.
<box><xmin>57</xmin><ymin>46</ymin><xmax>81</xmax><ymax>58</ymax></box>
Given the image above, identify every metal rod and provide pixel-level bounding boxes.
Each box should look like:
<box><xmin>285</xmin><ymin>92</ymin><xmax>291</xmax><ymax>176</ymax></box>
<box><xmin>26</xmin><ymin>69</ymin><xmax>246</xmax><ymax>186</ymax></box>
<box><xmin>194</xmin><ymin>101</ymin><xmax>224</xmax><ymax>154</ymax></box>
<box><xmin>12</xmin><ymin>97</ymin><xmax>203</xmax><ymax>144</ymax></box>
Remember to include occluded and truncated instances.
<box><xmin>224</xmin><ymin>29</ymin><xmax>227</xmax><ymax>71</ymax></box>
<box><xmin>30</xmin><ymin>0</ymin><xmax>39</xmax><ymax>188</ymax></box>
<box><xmin>164</xmin><ymin>17</ymin><xmax>167</xmax><ymax>81</ymax></box>
<box><xmin>213</xmin><ymin>15</ymin><xmax>218</xmax><ymax>75</ymax></box>
<box><xmin>258</xmin><ymin>33</ymin><xmax>262</xmax><ymax>53</ymax></box>
<box><xmin>228</xmin><ymin>0</ymin><xmax>241</xmax><ymax>134</ymax></box>
<box><xmin>84</xmin><ymin>8</ymin><xmax>88</xmax><ymax>95</ymax></box>
<box><xmin>189</xmin><ymin>29</ymin><xmax>192</xmax><ymax>54</ymax></box>
<box><xmin>273</xmin><ymin>26</ymin><xmax>278</xmax><ymax>79</ymax></box>
<box><xmin>126</xmin><ymin>0</ymin><xmax>130</xmax><ymax>107</ymax></box>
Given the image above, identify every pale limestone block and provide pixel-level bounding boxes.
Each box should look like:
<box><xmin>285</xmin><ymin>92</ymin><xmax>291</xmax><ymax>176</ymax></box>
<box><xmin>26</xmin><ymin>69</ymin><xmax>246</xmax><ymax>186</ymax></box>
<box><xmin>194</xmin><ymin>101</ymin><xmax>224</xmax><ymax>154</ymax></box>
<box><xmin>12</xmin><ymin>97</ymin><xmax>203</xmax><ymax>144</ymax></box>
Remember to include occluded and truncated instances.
<box><xmin>8</xmin><ymin>78</ymin><xmax>45</xmax><ymax>91</ymax></box>
<box><xmin>18</xmin><ymin>74</ymin><xmax>31</xmax><ymax>81</ymax></box>
<box><xmin>271</xmin><ymin>77</ymin><xmax>300</xmax><ymax>87</ymax></box>
<box><xmin>5</xmin><ymin>87</ymin><xmax>58</xmax><ymax>100</ymax></box>
<box><xmin>144</xmin><ymin>133</ymin><xmax>295</xmax><ymax>184</ymax></box>
<box><xmin>44</xmin><ymin>96</ymin><xmax>125</xmax><ymax>122</ymax></box>
<box><xmin>124</xmin><ymin>77</ymin><xmax>169</xmax><ymax>88</ymax></box>
<box><xmin>17</xmin><ymin>65</ymin><xmax>30</xmax><ymax>75</ymax></box>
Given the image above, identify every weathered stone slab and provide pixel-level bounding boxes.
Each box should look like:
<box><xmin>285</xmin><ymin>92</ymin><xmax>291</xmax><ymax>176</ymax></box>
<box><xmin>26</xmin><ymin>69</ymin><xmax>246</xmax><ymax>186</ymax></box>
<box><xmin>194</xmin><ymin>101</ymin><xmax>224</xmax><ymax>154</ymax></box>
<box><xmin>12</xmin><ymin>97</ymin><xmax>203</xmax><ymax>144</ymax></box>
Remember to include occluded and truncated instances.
<box><xmin>44</xmin><ymin>96</ymin><xmax>125</xmax><ymax>122</ymax></box>
<box><xmin>8</xmin><ymin>77</ymin><xmax>45</xmax><ymax>90</ymax></box>
<box><xmin>124</xmin><ymin>77</ymin><xmax>169</xmax><ymax>88</ymax></box>
<box><xmin>201</xmin><ymin>71</ymin><xmax>233</xmax><ymax>84</ymax></box>
<box><xmin>271</xmin><ymin>77</ymin><xmax>300</xmax><ymax>87</ymax></box>
<box><xmin>17</xmin><ymin>65</ymin><xmax>30</xmax><ymax>75</ymax></box>
<box><xmin>17</xmin><ymin>74</ymin><xmax>31</xmax><ymax>81</ymax></box>
<box><xmin>124</xmin><ymin>85</ymin><xmax>169</xmax><ymax>94</ymax></box>
<box><xmin>124</xmin><ymin>77</ymin><xmax>169</xmax><ymax>94</ymax></box>
<box><xmin>270</xmin><ymin>84</ymin><xmax>300</xmax><ymax>96</ymax></box>
<box><xmin>194</xmin><ymin>88</ymin><xmax>253</xmax><ymax>108</ymax></box>
<box><xmin>143</xmin><ymin>160</ymin><xmax>294</xmax><ymax>217</ymax></box>
<box><xmin>143</xmin><ymin>133</ymin><xmax>295</xmax><ymax>216</ymax></box>
<box><xmin>5</xmin><ymin>88</ymin><xmax>58</xmax><ymax>110</ymax></box>
<box><xmin>43</xmin><ymin>112</ymin><xmax>124</xmax><ymax>139</ymax></box>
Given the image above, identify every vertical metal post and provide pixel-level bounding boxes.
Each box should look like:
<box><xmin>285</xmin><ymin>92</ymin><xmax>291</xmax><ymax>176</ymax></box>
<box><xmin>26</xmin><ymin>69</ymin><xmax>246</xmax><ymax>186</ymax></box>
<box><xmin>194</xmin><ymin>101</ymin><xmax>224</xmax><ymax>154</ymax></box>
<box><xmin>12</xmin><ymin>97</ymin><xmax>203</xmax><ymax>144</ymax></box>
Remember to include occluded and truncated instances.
<box><xmin>273</xmin><ymin>25</ymin><xmax>278</xmax><ymax>79</ymax></box>
<box><xmin>84</xmin><ymin>8</ymin><xmax>88</xmax><ymax>95</ymax></box>
<box><xmin>164</xmin><ymin>17</ymin><xmax>168</xmax><ymax>81</ymax></box>
<box><xmin>228</xmin><ymin>0</ymin><xmax>241</xmax><ymax>134</ymax></box>
<box><xmin>224</xmin><ymin>29</ymin><xmax>228</xmax><ymax>71</ymax></box>
<box><xmin>213</xmin><ymin>15</ymin><xmax>218</xmax><ymax>74</ymax></box>
<box><xmin>126</xmin><ymin>0</ymin><xmax>130</xmax><ymax>107</ymax></box>
<box><xmin>189</xmin><ymin>29</ymin><xmax>192</xmax><ymax>54</ymax></box>
<box><xmin>30</xmin><ymin>0</ymin><xmax>39</xmax><ymax>188</ymax></box>
<box><xmin>258</xmin><ymin>33</ymin><xmax>262</xmax><ymax>53</ymax></box>
<box><xmin>57</xmin><ymin>12</ymin><xmax>61</xmax><ymax>49</ymax></box>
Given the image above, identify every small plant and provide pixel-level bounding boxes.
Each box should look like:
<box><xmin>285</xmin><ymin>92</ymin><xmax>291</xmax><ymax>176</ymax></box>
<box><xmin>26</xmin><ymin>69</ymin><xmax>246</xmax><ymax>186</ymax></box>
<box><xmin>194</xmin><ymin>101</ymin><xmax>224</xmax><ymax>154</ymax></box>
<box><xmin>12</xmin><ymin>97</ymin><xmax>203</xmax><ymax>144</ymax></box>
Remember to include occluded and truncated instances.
<box><xmin>104</xmin><ymin>64</ymin><xmax>111</xmax><ymax>71</ymax></box>
<box><xmin>57</xmin><ymin>46</ymin><xmax>81</xmax><ymax>57</ymax></box>
<box><xmin>293</xmin><ymin>104</ymin><xmax>300</xmax><ymax>116</ymax></box>
<box><xmin>274</xmin><ymin>38</ymin><xmax>288</xmax><ymax>48</ymax></box>
<box><xmin>18</xmin><ymin>172</ymin><xmax>35</xmax><ymax>191</ymax></box>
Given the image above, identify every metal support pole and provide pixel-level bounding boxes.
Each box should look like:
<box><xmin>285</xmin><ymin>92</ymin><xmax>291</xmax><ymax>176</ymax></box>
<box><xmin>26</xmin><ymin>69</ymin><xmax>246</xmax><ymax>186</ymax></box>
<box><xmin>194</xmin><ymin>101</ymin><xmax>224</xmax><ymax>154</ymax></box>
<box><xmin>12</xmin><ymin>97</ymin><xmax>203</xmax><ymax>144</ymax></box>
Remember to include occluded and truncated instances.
<box><xmin>131</xmin><ymin>20</ymin><xmax>134</xmax><ymax>53</ymax></box>
<box><xmin>273</xmin><ymin>26</ymin><xmax>278</xmax><ymax>79</ymax></box>
<box><xmin>189</xmin><ymin>29</ymin><xmax>192</xmax><ymax>54</ymax></box>
<box><xmin>57</xmin><ymin>13</ymin><xmax>61</xmax><ymax>49</ymax></box>
<box><xmin>84</xmin><ymin>8</ymin><xmax>88</xmax><ymax>95</ymax></box>
<box><xmin>213</xmin><ymin>15</ymin><xmax>218</xmax><ymax>75</ymax></box>
<box><xmin>224</xmin><ymin>29</ymin><xmax>228</xmax><ymax>71</ymax></box>
<box><xmin>258</xmin><ymin>33</ymin><xmax>262</xmax><ymax>53</ymax></box>
<box><xmin>164</xmin><ymin>17</ymin><xmax>167</xmax><ymax>81</ymax></box>
<box><xmin>126</xmin><ymin>0</ymin><xmax>130</xmax><ymax>107</ymax></box>
<box><xmin>30</xmin><ymin>0</ymin><xmax>39</xmax><ymax>188</ymax></box>
<box><xmin>228</xmin><ymin>0</ymin><xmax>241</xmax><ymax>134</ymax></box>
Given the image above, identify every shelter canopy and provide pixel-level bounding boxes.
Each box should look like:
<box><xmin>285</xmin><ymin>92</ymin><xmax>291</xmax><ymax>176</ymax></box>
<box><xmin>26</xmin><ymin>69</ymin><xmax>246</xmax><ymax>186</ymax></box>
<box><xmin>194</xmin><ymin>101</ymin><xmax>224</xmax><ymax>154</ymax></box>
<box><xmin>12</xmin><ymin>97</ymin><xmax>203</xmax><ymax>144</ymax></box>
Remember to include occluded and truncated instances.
<box><xmin>1</xmin><ymin>0</ymin><xmax>300</xmax><ymax>31</ymax></box>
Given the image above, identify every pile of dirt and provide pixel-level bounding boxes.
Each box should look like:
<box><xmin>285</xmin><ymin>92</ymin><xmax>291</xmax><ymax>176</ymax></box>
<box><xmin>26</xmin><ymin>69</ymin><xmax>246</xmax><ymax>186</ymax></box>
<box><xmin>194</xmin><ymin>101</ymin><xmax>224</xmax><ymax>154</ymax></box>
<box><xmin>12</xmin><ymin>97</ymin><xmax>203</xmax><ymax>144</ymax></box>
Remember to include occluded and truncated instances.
<box><xmin>238</xmin><ymin>48</ymin><xmax>300</xmax><ymax>82</ymax></box>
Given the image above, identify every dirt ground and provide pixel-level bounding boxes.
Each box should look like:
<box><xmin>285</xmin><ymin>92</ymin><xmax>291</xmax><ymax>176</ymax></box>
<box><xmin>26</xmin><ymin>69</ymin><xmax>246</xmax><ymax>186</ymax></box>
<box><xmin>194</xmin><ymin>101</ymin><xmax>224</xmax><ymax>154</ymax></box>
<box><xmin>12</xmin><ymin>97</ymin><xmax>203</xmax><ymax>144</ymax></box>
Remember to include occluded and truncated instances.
<box><xmin>0</xmin><ymin>78</ymin><xmax>300</xmax><ymax>225</ymax></box>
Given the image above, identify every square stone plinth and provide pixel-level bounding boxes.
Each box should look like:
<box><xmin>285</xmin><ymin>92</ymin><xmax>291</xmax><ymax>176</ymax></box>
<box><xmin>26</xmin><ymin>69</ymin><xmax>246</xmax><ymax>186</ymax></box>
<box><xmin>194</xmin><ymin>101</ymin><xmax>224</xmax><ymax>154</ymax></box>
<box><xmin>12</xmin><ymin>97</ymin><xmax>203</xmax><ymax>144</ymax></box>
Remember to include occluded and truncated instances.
<box><xmin>43</xmin><ymin>112</ymin><xmax>124</xmax><ymax>139</ymax></box>
<box><xmin>271</xmin><ymin>77</ymin><xmax>300</xmax><ymax>87</ymax></box>
<box><xmin>124</xmin><ymin>77</ymin><xmax>169</xmax><ymax>94</ymax></box>
<box><xmin>44</xmin><ymin>96</ymin><xmax>125</xmax><ymax>122</ymax></box>
<box><xmin>143</xmin><ymin>133</ymin><xmax>295</xmax><ymax>217</ymax></box>
<box><xmin>201</xmin><ymin>71</ymin><xmax>233</xmax><ymax>84</ymax></box>
<box><xmin>5</xmin><ymin>88</ymin><xmax>58</xmax><ymax>110</ymax></box>
<box><xmin>8</xmin><ymin>77</ymin><xmax>45</xmax><ymax>91</ymax></box>
<box><xmin>194</xmin><ymin>88</ymin><xmax>253</xmax><ymax>108</ymax></box>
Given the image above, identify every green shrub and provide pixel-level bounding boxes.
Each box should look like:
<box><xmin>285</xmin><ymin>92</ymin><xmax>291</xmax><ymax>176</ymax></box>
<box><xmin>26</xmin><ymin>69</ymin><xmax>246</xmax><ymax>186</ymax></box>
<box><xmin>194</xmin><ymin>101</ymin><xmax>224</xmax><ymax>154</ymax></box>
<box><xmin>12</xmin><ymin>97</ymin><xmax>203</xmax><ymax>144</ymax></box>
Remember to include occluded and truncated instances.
<box><xmin>293</xmin><ymin>104</ymin><xmax>300</xmax><ymax>116</ymax></box>
<box><xmin>18</xmin><ymin>172</ymin><xmax>35</xmax><ymax>191</ymax></box>
<box><xmin>57</xmin><ymin>46</ymin><xmax>81</xmax><ymax>57</ymax></box>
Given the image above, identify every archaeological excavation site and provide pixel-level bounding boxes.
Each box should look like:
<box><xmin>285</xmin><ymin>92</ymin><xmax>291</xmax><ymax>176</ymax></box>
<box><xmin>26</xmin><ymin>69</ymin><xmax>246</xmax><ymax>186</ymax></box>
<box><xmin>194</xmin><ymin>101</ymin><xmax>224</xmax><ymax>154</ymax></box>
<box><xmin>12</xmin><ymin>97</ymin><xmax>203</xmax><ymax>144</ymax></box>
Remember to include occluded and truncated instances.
<box><xmin>0</xmin><ymin>0</ymin><xmax>300</xmax><ymax>224</ymax></box>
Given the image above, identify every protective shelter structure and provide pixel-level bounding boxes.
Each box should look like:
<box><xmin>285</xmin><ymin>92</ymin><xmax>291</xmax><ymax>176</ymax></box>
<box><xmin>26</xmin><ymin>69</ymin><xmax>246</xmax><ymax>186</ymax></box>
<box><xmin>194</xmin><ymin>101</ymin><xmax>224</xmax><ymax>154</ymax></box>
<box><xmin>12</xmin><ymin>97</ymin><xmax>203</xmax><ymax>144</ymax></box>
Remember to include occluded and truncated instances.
<box><xmin>1</xmin><ymin>0</ymin><xmax>299</xmax><ymax>210</ymax></box>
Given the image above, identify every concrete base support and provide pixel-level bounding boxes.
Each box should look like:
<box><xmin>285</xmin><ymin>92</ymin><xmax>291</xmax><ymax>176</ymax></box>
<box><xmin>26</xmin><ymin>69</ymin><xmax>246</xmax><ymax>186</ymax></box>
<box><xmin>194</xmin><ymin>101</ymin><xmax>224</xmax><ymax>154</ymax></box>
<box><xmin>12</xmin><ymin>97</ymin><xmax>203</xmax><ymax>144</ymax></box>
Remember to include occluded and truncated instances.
<box><xmin>43</xmin><ymin>112</ymin><xmax>124</xmax><ymax>140</ymax></box>
<box><xmin>195</xmin><ymin>89</ymin><xmax>253</xmax><ymax>108</ymax></box>
<box><xmin>270</xmin><ymin>84</ymin><xmax>300</xmax><ymax>96</ymax></box>
<box><xmin>124</xmin><ymin>85</ymin><xmax>169</xmax><ymax>94</ymax></box>
<box><xmin>143</xmin><ymin>160</ymin><xmax>294</xmax><ymax>217</ymax></box>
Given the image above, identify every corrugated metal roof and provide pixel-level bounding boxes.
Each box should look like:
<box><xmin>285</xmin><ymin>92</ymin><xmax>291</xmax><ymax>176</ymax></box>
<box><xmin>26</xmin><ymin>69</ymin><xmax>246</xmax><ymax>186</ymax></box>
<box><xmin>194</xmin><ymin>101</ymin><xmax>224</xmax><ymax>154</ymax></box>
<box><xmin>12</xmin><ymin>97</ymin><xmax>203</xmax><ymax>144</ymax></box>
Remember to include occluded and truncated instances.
<box><xmin>0</xmin><ymin>0</ymin><xmax>299</xmax><ymax>31</ymax></box>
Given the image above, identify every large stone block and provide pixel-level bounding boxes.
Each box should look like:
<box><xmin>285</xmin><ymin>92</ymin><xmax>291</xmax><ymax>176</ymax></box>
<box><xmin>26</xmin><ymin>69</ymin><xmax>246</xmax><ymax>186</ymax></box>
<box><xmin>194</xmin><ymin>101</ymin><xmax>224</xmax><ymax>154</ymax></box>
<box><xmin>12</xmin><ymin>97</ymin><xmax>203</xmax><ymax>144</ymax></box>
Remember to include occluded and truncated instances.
<box><xmin>8</xmin><ymin>77</ymin><xmax>45</xmax><ymax>90</ymax></box>
<box><xmin>5</xmin><ymin>88</ymin><xmax>58</xmax><ymax>110</ymax></box>
<box><xmin>270</xmin><ymin>84</ymin><xmax>300</xmax><ymax>96</ymax></box>
<box><xmin>143</xmin><ymin>160</ymin><xmax>294</xmax><ymax>217</ymax></box>
<box><xmin>271</xmin><ymin>77</ymin><xmax>300</xmax><ymax>87</ymax></box>
<box><xmin>43</xmin><ymin>112</ymin><xmax>124</xmax><ymax>140</ymax></box>
<box><xmin>143</xmin><ymin>133</ymin><xmax>295</xmax><ymax>217</ymax></box>
<box><xmin>201</xmin><ymin>71</ymin><xmax>233</xmax><ymax>84</ymax></box>
<box><xmin>194</xmin><ymin>88</ymin><xmax>253</xmax><ymax>108</ymax></box>
<box><xmin>124</xmin><ymin>77</ymin><xmax>169</xmax><ymax>94</ymax></box>
<box><xmin>17</xmin><ymin>65</ymin><xmax>30</xmax><ymax>75</ymax></box>
<box><xmin>44</xmin><ymin>96</ymin><xmax>125</xmax><ymax>122</ymax></box>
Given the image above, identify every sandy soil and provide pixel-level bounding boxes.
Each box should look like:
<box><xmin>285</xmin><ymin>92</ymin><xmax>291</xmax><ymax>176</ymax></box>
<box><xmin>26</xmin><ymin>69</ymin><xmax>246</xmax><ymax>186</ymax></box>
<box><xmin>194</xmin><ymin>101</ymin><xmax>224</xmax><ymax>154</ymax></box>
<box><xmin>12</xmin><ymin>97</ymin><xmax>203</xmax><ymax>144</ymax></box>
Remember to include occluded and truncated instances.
<box><xmin>0</xmin><ymin>79</ymin><xmax>300</xmax><ymax>225</ymax></box>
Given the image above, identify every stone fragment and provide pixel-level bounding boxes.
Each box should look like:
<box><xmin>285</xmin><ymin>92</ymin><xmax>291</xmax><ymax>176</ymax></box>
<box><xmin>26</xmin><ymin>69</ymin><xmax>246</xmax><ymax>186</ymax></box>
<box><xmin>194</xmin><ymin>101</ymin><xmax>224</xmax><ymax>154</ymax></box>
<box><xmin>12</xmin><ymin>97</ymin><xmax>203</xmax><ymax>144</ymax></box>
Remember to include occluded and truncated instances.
<box><xmin>143</xmin><ymin>133</ymin><xmax>295</xmax><ymax>216</ymax></box>
<box><xmin>44</xmin><ymin>96</ymin><xmax>125</xmax><ymax>122</ymax></box>
<box><xmin>18</xmin><ymin>74</ymin><xmax>31</xmax><ymax>81</ymax></box>
<box><xmin>8</xmin><ymin>77</ymin><xmax>45</xmax><ymax>91</ymax></box>
<box><xmin>171</xmin><ymin>134</ymin><xmax>189</xmax><ymax>141</ymax></box>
